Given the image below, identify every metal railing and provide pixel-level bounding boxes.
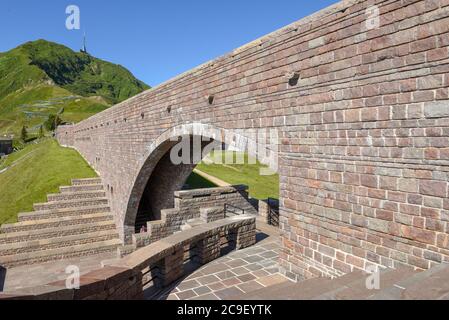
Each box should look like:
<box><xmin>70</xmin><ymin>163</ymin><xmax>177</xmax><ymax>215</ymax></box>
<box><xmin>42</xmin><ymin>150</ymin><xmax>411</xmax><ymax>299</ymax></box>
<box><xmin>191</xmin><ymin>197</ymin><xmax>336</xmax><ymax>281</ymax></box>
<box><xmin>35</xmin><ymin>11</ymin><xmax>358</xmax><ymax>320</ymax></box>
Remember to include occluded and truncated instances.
<box><xmin>267</xmin><ymin>198</ymin><xmax>279</xmax><ymax>227</ymax></box>
<box><xmin>224</xmin><ymin>203</ymin><xmax>245</xmax><ymax>216</ymax></box>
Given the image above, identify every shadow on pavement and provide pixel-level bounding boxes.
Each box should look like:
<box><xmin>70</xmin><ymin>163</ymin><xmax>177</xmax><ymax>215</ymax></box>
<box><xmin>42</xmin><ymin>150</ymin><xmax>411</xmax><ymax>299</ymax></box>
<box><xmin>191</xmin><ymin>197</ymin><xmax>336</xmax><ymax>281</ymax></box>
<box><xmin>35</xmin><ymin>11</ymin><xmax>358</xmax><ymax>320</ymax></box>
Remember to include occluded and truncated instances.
<box><xmin>0</xmin><ymin>265</ymin><xmax>6</xmax><ymax>292</ymax></box>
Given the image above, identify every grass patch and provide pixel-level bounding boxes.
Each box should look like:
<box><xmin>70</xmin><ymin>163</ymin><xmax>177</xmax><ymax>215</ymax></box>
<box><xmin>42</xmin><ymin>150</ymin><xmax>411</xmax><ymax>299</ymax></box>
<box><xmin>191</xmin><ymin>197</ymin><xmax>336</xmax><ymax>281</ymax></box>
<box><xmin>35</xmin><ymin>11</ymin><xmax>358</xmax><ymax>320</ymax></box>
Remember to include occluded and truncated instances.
<box><xmin>185</xmin><ymin>172</ymin><xmax>217</xmax><ymax>189</ymax></box>
<box><xmin>0</xmin><ymin>139</ymin><xmax>97</xmax><ymax>225</ymax></box>
<box><xmin>193</xmin><ymin>151</ymin><xmax>279</xmax><ymax>200</ymax></box>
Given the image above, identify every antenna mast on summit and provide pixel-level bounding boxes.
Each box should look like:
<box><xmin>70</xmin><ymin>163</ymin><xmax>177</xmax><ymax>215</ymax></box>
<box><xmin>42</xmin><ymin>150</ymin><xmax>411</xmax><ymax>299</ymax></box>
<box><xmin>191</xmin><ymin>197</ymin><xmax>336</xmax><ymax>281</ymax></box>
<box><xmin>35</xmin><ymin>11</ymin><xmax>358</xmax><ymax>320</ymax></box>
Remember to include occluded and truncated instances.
<box><xmin>81</xmin><ymin>31</ymin><xmax>87</xmax><ymax>53</ymax></box>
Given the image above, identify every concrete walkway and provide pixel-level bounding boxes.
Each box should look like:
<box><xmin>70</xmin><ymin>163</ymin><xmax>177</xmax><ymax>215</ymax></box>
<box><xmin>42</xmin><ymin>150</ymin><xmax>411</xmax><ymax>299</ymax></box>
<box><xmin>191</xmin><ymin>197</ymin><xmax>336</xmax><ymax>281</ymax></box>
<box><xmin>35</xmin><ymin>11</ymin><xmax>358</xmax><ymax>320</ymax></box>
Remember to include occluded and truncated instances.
<box><xmin>159</xmin><ymin>222</ymin><xmax>290</xmax><ymax>300</ymax></box>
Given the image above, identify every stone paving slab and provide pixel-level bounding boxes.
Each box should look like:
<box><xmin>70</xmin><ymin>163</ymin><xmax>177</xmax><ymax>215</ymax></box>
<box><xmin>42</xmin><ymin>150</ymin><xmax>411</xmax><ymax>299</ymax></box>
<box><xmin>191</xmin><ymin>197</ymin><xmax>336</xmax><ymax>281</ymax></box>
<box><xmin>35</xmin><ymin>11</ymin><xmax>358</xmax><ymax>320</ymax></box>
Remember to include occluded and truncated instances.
<box><xmin>163</xmin><ymin>224</ymin><xmax>291</xmax><ymax>300</ymax></box>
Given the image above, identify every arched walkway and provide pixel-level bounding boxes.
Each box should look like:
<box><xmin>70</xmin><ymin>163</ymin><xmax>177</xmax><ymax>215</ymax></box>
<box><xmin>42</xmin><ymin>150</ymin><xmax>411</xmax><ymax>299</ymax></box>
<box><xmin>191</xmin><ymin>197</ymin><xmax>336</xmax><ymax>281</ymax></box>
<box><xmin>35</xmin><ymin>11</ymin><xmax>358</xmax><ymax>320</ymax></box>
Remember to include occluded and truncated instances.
<box><xmin>123</xmin><ymin>123</ymin><xmax>278</xmax><ymax>242</ymax></box>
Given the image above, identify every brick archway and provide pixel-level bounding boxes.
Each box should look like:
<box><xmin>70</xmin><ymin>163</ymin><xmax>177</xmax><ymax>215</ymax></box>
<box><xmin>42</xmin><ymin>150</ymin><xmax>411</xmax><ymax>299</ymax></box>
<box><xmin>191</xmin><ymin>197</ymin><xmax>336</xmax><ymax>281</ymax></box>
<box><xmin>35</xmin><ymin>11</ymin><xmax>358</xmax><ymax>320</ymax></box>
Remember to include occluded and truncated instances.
<box><xmin>123</xmin><ymin>123</ymin><xmax>278</xmax><ymax>242</ymax></box>
<box><xmin>57</xmin><ymin>0</ymin><xmax>449</xmax><ymax>279</ymax></box>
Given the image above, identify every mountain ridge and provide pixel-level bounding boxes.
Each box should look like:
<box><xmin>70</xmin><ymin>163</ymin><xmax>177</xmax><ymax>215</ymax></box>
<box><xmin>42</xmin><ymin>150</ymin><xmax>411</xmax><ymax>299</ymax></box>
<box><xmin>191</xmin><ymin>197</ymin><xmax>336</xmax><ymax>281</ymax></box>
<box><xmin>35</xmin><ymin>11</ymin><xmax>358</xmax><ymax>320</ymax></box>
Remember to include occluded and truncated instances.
<box><xmin>0</xmin><ymin>39</ymin><xmax>150</xmax><ymax>140</ymax></box>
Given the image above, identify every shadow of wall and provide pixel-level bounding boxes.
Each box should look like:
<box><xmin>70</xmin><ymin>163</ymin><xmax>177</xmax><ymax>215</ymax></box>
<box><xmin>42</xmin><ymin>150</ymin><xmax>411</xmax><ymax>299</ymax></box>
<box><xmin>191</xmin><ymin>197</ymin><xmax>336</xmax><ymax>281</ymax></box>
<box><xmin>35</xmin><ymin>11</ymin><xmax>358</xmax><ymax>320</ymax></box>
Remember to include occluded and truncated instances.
<box><xmin>0</xmin><ymin>265</ymin><xmax>6</xmax><ymax>292</ymax></box>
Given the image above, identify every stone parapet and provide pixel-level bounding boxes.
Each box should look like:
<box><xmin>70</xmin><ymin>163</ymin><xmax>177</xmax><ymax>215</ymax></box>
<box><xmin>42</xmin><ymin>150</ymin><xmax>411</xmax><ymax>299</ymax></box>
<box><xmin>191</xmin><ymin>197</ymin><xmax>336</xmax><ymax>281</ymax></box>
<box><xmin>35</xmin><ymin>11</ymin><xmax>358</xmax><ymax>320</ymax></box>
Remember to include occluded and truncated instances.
<box><xmin>0</xmin><ymin>215</ymin><xmax>256</xmax><ymax>300</ymax></box>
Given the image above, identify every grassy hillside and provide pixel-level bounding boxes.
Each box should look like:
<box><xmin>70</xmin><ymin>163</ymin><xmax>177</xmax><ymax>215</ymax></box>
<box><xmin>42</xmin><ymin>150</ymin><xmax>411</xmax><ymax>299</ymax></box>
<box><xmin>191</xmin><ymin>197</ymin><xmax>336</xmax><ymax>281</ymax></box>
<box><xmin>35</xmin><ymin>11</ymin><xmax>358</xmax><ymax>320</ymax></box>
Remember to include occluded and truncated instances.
<box><xmin>187</xmin><ymin>152</ymin><xmax>279</xmax><ymax>200</ymax></box>
<box><xmin>0</xmin><ymin>139</ymin><xmax>97</xmax><ymax>225</ymax></box>
<box><xmin>0</xmin><ymin>39</ymin><xmax>150</xmax><ymax>139</ymax></box>
<box><xmin>22</xmin><ymin>40</ymin><xmax>150</xmax><ymax>104</ymax></box>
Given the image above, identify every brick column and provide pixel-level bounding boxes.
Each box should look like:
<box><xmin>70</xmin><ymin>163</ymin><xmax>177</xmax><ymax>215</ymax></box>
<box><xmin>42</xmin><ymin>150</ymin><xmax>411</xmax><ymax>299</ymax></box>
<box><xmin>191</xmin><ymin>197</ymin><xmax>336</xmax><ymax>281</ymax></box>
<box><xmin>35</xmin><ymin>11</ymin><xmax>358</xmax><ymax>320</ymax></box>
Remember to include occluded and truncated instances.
<box><xmin>200</xmin><ymin>207</ymin><xmax>226</xmax><ymax>223</ymax></box>
<box><xmin>258</xmin><ymin>200</ymin><xmax>270</xmax><ymax>224</ymax></box>
<box><xmin>195</xmin><ymin>232</ymin><xmax>221</xmax><ymax>264</ymax></box>
<box><xmin>236</xmin><ymin>221</ymin><xmax>256</xmax><ymax>250</ymax></box>
<box><xmin>156</xmin><ymin>247</ymin><xmax>184</xmax><ymax>287</ymax></box>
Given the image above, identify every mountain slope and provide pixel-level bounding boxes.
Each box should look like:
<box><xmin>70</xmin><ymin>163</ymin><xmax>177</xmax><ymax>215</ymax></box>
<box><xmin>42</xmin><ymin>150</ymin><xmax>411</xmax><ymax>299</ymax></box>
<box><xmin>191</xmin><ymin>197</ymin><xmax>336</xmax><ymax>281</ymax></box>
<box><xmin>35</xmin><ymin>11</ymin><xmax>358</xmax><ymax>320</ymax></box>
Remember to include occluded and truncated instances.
<box><xmin>0</xmin><ymin>40</ymin><xmax>150</xmax><ymax>139</ymax></box>
<box><xmin>0</xmin><ymin>139</ymin><xmax>97</xmax><ymax>225</ymax></box>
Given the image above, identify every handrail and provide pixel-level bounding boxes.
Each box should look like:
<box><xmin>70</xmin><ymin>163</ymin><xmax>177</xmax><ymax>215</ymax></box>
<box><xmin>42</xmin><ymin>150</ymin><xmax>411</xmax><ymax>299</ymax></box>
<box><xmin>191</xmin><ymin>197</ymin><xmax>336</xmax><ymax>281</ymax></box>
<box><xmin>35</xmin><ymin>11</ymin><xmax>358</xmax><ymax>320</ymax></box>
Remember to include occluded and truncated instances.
<box><xmin>224</xmin><ymin>203</ymin><xmax>245</xmax><ymax>216</ymax></box>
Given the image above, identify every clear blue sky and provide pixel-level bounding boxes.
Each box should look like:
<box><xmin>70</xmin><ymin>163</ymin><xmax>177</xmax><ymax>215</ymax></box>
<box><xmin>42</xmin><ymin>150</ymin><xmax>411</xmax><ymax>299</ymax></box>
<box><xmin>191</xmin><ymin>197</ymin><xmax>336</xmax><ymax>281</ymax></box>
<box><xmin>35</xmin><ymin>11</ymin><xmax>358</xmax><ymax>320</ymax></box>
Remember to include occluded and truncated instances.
<box><xmin>1</xmin><ymin>0</ymin><xmax>338</xmax><ymax>86</ymax></box>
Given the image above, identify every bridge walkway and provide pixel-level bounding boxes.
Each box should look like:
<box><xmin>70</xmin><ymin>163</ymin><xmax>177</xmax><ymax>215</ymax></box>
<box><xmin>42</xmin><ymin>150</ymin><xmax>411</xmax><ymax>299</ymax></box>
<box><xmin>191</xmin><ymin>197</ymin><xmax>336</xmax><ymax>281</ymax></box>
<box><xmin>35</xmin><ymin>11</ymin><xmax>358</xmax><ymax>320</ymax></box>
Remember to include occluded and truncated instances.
<box><xmin>157</xmin><ymin>220</ymin><xmax>292</xmax><ymax>300</ymax></box>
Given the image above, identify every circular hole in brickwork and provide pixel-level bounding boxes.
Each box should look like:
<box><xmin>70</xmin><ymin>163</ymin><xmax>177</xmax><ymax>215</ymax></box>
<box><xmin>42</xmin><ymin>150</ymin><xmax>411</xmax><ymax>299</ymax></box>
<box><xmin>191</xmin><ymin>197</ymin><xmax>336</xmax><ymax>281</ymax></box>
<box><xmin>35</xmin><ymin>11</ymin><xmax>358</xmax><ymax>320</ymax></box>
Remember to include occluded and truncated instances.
<box><xmin>288</xmin><ymin>73</ymin><xmax>300</xmax><ymax>86</ymax></box>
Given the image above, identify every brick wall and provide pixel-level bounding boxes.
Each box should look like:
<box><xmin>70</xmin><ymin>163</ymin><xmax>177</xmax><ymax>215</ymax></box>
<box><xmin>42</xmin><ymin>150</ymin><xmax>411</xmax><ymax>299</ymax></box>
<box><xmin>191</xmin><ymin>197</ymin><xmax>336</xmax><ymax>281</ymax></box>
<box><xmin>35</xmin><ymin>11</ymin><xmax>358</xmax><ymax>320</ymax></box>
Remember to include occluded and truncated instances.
<box><xmin>132</xmin><ymin>185</ymin><xmax>256</xmax><ymax>248</ymax></box>
<box><xmin>57</xmin><ymin>0</ymin><xmax>449</xmax><ymax>279</ymax></box>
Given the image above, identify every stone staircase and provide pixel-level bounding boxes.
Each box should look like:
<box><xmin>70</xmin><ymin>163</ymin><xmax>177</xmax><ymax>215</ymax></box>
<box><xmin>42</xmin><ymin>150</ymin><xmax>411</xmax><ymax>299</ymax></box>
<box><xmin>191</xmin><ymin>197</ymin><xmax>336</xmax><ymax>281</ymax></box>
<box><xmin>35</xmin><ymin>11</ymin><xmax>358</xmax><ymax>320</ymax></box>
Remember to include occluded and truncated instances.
<box><xmin>231</xmin><ymin>263</ymin><xmax>449</xmax><ymax>300</ymax></box>
<box><xmin>0</xmin><ymin>178</ymin><xmax>122</xmax><ymax>268</ymax></box>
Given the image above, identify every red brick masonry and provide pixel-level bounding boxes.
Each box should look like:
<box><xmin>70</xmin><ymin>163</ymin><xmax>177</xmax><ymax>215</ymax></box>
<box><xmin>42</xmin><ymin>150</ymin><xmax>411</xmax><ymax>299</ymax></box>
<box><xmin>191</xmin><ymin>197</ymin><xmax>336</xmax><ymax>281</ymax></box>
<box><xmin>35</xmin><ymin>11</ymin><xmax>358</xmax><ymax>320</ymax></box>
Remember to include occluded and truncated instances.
<box><xmin>57</xmin><ymin>0</ymin><xmax>449</xmax><ymax>279</ymax></box>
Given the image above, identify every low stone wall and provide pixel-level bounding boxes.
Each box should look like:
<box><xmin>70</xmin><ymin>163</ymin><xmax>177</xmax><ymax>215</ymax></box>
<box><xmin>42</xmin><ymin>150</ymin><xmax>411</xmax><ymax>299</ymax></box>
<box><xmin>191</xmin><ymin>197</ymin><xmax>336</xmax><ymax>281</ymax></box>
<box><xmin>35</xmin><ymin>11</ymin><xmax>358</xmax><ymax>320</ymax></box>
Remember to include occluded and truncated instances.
<box><xmin>55</xmin><ymin>125</ymin><xmax>74</xmax><ymax>147</ymax></box>
<box><xmin>258</xmin><ymin>199</ymin><xmax>280</xmax><ymax>227</ymax></box>
<box><xmin>201</xmin><ymin>207</ymin><xmax>226</xmax><ymax>223</ymax></box>
<box><xmin>0</xmin><ymin>215</ymin><xmax>256</xmax><ymax>300</ymax></box>
<box><xmin>175</xmin><ymin>185</ymin><xmax>257</xmax><ymax>217</ymax></box>
<box><xmin>132</xmin><ymin>185</ymin><xmax>256</xmax><ymax>249</ymax></box>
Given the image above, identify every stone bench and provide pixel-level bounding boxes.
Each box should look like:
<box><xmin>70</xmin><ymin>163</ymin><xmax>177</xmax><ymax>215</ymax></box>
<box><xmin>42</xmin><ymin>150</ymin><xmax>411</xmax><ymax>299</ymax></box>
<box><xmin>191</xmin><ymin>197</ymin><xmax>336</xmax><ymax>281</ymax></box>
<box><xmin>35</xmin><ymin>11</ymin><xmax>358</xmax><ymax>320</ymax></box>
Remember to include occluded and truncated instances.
<box><xmin>0</xmin><ymin>215</ymin><xmax>256</xmax><ymax>300</ymax></box>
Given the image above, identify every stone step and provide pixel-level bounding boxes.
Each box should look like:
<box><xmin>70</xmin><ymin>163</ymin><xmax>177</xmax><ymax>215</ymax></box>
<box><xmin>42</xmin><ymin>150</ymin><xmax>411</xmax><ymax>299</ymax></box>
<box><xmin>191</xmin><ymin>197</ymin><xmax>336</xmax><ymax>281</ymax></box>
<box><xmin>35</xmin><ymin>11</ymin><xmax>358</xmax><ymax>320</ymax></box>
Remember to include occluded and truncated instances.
<box><xmin>369</xmin><ymin>263</ymin><xmax>449</xmax><ymax>300</ymax></box>
<box><xmin>187</xmin><ymin>218</ymin><xmax>205</xmax><ymax>227</ymax></box>
<box><xmin>1</xmin><ymin>212</ymin><xmax>114</xmax><ymax>233</ymax></box>
<box><xmin>71</xmin><ymin>178</ymin><xmax>102</xmax><ymax>186</ymax></box>
<box><xmin>33</xmin><ymin>198</ymin><xmax>108</xmax><ymax>211</ymax></box>
<box><xmin>0</xmin><ymin>229</ymin><xmax>119</xmax><ymax>256</ymax></box>
<box><xmin>60</xmin><ymin>184</ymin><xmax>104</xmax><ymax>193</ymax></box>
<box><xmin>180</xmin><ymin>224</ymin><xmax>192</xmax><ymax>231</ymax></box>
<box><xmin>117</xmin><ymin>244</ymin><xmax>136</xmax><ymax>258</ymax></box>
<box><xmin>0</xmin><ymin>220</ymin><xmax>117</xmax><ymax>244</ymax></box>
<box><xmin>313</xmin><ymin>267</ymin><xmax>419</xmax><ymax>300</ymax></box>
<box><xmin>47</xmin><ymin>190</ymin><xmax>106</xmax><ymax>202</ymax></box>
<box><xmin>0</xmin><ymin>238</ymin><xmax>122</xmax><ymax>268</ymax></box>
<box><xmin>18</xmin><ymin>205</ymin><xmax>111</xmax><ymax>222</ymax></box>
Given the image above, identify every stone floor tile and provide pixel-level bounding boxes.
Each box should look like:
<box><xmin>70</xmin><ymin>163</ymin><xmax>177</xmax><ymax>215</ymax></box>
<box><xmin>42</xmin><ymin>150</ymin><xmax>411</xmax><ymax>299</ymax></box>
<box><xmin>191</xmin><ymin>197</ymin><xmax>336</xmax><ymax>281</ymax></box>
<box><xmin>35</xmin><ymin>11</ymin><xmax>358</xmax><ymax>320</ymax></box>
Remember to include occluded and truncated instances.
<box><xmin>216</xmin><ymin>270</ymin><xmax>237</xmax><ymax>280</ymax></box>
<box><xmin>260</xmin><ymin>251</ymin><xmax>278</xmax><ymax>259</ymax></box>
<box><xmin>194</xmin><ymin>286</ymin><xmax>212</xmax><ymax>296</ymax></box>
<box><xmin>237</xmin><ymin>273</ymin><xmax>256</xmax><ymax>282</ymax></box>
<box><xmin>264</xmin><ymin>267</ymin><xmax>280</xmax><ymax>274</ymax></box>
<box><xmin>237</xmin><ymin>280</ymin><xmax>265</xmax><ymax>293</ymax></box>
<box><xmin>176</xmin><ymin>279</ymin><xmax>201</xmax><ymax>291</ymax></box>
<box><xmin>177</xmin><ymin>290</ymin><xmax>198</xmax><ymax>300</ymax></box>
<box><xmin>245</xmin><ymin>263</ymin><xmax>264</xmax><ymax>271</ymax></box>
<box><xmin>167</xmin><ymin>294</ymin><xmax>179</xmax><ymax>300</ymax></box>
<box><xmin>197</xmin><ymin>274</ymin><xmax>222</xmax><ymax>285</ymax></box>
<box><xmin>259</xmin><ymin>260</ymin><xmax>277</xmax><ymax>268</ymax></box>
<box><xmin>191</xmin><ymin>293</ymin><xmax>220</xmax><ymax>300</ymax></box>
<box><xmin>225</xmin><ymin>259</ymin><xmax>248</xmax><ymax>268</ymax></box>
<box><xmin>222</xmin><ymin>277</ymin><xmax>243</xmax><ymax>287</ymax></box>
<box><xmin>243</xmin><ymin>255</ymin><xmax>265</xmax><ymax>263</ymax></box>
<box><xmin>231</xmin><ymin>266</ymin><xmax>251</xmax><ymax>275</ymax></box>
<box><xmin>201</xmin><ymin>264</ymin><xmax>229</xmax><ymax>275</ymax></box>
<box><xmin>214</xmin><ymin>286</ymin><xmax>245</xmax><ymax>300</ymax></box>
<box><xmin>260</xmin><ymin>243</ymin><xmax>280</xmax><ymax>250</ymax></box>
<box><xmin>208</xmin><ymin>282</ymin><xmax>226</xmax><ymax>291</ymax></box>
<box><xmin>257</xmin><ymin>274</ymin><xmax>290</xmax><ymax>287</ymax></box>
<box><xmin>252</xmin><ymin>269</ymin><xmax>270</xmax><ymax>278</ymax></box>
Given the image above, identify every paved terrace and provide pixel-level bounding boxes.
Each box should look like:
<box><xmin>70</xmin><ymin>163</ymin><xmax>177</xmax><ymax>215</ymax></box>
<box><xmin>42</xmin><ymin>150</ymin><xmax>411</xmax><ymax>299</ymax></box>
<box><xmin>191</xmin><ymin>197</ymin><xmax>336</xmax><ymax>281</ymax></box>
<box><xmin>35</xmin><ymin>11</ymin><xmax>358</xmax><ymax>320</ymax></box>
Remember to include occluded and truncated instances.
<box><xmin>158</xmin><ymin>222</ymin><xmax>292</xmax><ymax>300</ymax></box>
<box><xmin>0</xmin><ymin>218</ymin><xmax>287</xmax><ymax>300</ymax></box>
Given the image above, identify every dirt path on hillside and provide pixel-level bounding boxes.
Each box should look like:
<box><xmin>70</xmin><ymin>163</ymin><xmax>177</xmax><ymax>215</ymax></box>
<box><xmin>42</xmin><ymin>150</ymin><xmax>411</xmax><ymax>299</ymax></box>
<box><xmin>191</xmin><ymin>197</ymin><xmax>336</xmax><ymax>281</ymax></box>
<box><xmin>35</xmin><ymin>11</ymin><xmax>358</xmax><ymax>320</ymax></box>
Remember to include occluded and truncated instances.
<box><xmin>193</xmin><ymin>169</ymin><xmax>231</xmax><ymax>187</ymax></box>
